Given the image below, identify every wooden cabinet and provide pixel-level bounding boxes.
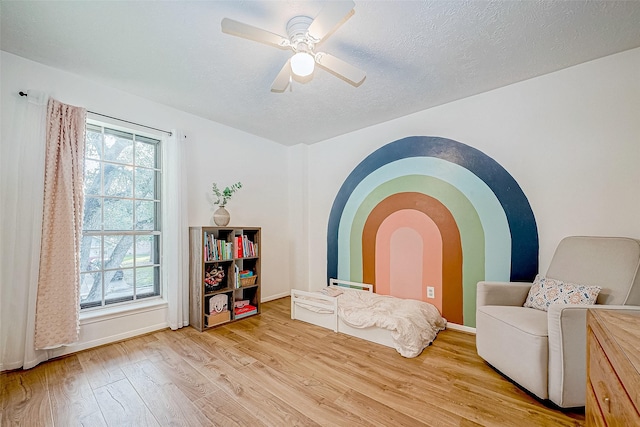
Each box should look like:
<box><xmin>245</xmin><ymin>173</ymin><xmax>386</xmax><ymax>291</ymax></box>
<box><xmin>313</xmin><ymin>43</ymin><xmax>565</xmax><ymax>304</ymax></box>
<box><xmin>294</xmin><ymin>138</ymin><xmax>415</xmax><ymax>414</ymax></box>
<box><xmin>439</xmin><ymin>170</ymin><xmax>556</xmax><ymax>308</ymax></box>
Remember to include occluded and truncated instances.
<box><xmin>586</xmin><ymin>309</ymin><xmax>640</xmax><ymax>427</ymax></box>
<box><xmin>189</xmin><ymin>226</ymin><xmax>261</xmax><ymax>331</ymax></box>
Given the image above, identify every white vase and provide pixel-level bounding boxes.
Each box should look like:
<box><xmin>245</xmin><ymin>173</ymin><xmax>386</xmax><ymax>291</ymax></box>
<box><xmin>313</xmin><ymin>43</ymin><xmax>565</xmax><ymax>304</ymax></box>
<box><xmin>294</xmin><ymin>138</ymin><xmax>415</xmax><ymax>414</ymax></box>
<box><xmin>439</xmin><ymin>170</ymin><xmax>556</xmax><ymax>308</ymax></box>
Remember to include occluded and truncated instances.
<box><xmin>213</xmin><ymin>206</ymin><xmax>230</xmax><ymax>226</ymax></box>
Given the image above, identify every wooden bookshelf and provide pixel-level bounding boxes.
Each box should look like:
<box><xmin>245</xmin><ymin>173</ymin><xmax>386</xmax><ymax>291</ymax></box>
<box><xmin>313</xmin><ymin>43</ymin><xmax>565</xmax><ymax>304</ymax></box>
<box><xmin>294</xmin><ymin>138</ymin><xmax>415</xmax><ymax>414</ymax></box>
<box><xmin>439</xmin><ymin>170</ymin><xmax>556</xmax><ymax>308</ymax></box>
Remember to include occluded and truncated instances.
<box><xmin>189</xmin><ymin>226</ymin><xmax>261</xmax><ymax>331</ymax></box>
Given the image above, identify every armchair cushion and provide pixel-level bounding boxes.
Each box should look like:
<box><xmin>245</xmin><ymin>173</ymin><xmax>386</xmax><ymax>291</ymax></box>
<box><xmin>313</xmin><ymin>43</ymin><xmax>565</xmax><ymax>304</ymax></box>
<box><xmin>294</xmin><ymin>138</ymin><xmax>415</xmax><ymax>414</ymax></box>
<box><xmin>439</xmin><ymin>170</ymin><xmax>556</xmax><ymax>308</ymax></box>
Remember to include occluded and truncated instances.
<box><xmin>523</xmin><ymin>274</ymin><xmax>601</xmax><ymax>311</ymax></box>
<box><xmin>476</xmin><ymin>305</ymin><xmax>549</xmax><ymax>399</ymax></box>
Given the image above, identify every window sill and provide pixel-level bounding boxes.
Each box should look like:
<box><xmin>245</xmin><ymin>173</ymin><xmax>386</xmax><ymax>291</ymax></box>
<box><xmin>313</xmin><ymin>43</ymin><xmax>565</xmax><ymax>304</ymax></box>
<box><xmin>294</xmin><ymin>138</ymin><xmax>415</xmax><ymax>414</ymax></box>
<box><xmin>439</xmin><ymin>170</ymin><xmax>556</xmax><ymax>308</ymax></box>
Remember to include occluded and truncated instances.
<box><xmin>79</xmin><ymin>298</ymin><xmax>168</xmax><ymax>326</ymax></box>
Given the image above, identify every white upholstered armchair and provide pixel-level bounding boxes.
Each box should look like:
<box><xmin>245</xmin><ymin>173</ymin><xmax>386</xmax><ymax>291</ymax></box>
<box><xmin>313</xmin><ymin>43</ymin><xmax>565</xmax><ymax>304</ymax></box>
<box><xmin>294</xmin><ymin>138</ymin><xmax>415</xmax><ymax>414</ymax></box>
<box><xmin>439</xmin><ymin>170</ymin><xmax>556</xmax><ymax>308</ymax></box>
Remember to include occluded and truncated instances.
<box><xmin>476</xmin><ymin>236</ymin><xmax>640</xmax><ymax>408</ymax></box>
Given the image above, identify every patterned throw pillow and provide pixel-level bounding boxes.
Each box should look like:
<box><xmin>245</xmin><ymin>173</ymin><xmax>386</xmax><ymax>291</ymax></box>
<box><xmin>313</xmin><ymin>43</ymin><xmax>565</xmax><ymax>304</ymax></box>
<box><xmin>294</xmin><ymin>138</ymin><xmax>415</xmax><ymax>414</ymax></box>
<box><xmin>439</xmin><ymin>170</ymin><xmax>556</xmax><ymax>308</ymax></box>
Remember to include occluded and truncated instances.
<box><xmin>523</xmin><ymin>274</ymin><xmax>601</xmax><ymax>311</ymax></box>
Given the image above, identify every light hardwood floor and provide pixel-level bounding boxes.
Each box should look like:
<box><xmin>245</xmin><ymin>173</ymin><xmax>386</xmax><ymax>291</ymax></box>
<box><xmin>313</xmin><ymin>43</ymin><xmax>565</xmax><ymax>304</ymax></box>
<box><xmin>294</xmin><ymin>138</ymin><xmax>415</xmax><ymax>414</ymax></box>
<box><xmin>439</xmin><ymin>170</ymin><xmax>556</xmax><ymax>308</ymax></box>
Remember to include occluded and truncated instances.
<box><xmin>1</xmin><ymin>297</ymin><xmax>584</xmax><ymax>426</ymax></box>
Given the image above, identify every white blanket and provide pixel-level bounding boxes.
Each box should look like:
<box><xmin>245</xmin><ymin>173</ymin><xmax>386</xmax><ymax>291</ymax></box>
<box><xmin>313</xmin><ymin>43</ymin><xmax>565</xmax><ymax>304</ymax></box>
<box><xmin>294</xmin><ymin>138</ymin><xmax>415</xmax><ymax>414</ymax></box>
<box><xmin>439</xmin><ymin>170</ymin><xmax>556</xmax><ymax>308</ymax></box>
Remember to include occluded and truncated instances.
<box><xmin>337</xmin><ymin>289</ymin><xmax>447</xmax><ymax>358</ymax></box>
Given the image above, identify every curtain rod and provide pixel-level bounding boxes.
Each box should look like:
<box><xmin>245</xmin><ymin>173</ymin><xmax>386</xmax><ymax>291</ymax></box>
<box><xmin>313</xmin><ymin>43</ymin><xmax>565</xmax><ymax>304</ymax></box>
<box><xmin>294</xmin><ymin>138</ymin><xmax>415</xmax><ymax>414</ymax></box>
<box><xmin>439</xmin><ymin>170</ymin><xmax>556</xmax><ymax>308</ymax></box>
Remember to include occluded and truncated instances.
<box><xmin>19</xmin><ymin>91</ymin><xmax>172</xmax><ymax>136</ymax></box>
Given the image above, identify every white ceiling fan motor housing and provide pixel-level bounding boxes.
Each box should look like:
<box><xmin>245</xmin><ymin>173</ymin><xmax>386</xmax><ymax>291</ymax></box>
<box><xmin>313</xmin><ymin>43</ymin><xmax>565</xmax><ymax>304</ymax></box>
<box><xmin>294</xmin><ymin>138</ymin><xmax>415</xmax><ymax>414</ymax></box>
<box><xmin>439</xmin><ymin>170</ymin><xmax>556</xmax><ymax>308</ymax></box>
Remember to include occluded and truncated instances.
<box><xmin>286</xmin><ymin>15</ymin><xmax>315</xmax><ymax>53</ymax></box>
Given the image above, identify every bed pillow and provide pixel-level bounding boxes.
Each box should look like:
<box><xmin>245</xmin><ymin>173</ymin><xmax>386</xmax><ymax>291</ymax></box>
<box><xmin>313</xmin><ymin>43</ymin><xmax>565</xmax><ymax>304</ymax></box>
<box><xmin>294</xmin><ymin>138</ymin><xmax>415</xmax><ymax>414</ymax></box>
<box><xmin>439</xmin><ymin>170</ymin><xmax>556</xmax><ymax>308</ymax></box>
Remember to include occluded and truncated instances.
<box><xmin>523</xmin><ymin>274</ymin><xmax>601</xmax><ymax>311</ymax></box>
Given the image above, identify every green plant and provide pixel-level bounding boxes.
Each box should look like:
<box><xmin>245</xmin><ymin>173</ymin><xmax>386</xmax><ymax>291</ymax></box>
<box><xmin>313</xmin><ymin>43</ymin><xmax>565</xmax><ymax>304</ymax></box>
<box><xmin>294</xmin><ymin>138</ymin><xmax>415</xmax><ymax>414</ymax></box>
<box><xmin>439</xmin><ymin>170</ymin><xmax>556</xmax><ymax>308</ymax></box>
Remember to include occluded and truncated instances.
<box><xmin>212</xmin><ymin>182</ymin><xmax>242</xmax><ymax>207</ymax></box>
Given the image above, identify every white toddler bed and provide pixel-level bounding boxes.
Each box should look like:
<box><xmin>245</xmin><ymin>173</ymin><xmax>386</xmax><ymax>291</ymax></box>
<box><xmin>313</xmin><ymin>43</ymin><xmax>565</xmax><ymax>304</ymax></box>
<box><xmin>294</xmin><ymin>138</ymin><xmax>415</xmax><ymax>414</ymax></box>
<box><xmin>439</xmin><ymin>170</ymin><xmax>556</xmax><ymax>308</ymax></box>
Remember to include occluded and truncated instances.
<box><xmin>291</xmin><ymin>279</ymin><xmax>447</xmax><ymax>358</ymax></box>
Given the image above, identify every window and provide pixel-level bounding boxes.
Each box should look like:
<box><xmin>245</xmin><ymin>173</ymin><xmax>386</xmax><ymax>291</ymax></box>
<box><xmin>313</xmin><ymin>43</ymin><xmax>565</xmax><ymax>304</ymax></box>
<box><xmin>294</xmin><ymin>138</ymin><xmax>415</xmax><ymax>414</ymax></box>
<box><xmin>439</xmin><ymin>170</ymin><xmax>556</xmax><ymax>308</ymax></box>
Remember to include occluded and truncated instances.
<box><xmin>79</xmin><ymin>122</ymin><xmax>162</xmax><ymax>309</ymax></box>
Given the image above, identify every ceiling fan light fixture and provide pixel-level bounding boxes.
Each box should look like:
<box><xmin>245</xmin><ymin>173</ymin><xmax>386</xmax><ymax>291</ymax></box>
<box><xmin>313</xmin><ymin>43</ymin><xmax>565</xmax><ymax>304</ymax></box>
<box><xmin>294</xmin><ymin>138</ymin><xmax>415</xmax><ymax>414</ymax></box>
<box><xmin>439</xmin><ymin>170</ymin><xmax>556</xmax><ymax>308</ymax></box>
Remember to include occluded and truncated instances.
<box><xmin>290</xmin><ymin>52</ymin><xmax>315</xmax><ymax>77</ymax></box>
<box><xmin>221</xmin><ymin>1</ymin><xmax>364</xmax><ymax>92</ymax></box>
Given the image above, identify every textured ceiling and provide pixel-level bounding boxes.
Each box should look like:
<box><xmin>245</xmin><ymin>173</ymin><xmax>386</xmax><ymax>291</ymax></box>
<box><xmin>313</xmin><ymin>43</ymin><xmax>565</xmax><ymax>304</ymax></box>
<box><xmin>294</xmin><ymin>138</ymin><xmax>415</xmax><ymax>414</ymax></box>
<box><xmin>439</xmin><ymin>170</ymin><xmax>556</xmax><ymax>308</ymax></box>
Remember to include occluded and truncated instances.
<box><xmin>2</xmin><ymin>1</ymin><xmax>640</xmax><ymax>146</ymax></box>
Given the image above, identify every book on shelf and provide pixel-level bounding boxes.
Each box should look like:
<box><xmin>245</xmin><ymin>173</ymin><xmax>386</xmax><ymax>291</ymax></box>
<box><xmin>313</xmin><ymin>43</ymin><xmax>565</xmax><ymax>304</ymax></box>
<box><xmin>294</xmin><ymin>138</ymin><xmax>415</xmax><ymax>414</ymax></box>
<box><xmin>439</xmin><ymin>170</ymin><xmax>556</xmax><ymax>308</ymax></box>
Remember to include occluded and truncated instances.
<box><xmin>203</xmin><ymin>231</ymin><xmax>211</xmax><ymax>261</ymax></box>
<box><xmin>234</xmin><ymin>234</ymin><xmax>258</xmax><ymax>258</ymax></box>
<box><xmin>234</xmin><ymin>304</ymin><xmax>257</xmax><ymax>319</ymax></box>
<box><xmin>235</xmin><ymin>235</ymin><xmax>243</xmax><ymax>258</ymax></box>
<box><xmin>203</xmin><ymin>231</ymin><xmax>234</xmax><ymax>261</ymax></box>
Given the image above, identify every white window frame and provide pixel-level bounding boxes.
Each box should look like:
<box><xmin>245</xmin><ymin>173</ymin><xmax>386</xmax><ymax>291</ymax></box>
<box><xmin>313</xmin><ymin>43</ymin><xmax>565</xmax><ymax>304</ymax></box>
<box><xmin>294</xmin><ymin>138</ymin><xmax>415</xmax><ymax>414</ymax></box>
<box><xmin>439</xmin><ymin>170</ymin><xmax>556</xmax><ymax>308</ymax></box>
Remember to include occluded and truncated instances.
<box><xmin>79</xmin><ymin>119</ymin><xmax>163</xmax><ymax>311</ymax></box>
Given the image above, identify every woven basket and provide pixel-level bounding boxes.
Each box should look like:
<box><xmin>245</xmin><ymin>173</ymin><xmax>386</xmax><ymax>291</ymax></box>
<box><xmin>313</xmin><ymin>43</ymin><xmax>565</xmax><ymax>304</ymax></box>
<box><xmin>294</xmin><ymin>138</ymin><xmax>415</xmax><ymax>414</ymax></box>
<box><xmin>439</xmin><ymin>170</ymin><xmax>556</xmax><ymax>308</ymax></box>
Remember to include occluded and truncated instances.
<box><xmin>239</xmin><ymin>275</ymin><xmax>258</xmax><ymax>287</ymax></box>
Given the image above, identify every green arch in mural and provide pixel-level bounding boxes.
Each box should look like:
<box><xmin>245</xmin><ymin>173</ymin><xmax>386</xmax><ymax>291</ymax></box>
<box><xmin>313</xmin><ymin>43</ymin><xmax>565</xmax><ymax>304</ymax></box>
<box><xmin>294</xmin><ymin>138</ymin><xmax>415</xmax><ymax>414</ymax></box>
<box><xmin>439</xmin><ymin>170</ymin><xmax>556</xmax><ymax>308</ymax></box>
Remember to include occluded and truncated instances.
<box><xmin>348</xmin><ymin>175</ymin><xmax>485</xmax><ymax>326</ymax></box>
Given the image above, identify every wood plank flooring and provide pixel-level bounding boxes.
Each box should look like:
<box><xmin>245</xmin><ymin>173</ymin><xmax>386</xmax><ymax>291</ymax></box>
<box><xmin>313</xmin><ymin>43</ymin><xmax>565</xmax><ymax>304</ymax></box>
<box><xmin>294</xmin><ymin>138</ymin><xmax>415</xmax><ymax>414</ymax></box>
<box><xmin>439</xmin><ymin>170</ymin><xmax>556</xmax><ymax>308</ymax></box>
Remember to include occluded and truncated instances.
<box><xmin>1</xmin><ymin>297</ymin><xmax>584</xmax><ymax>426</ymax></box>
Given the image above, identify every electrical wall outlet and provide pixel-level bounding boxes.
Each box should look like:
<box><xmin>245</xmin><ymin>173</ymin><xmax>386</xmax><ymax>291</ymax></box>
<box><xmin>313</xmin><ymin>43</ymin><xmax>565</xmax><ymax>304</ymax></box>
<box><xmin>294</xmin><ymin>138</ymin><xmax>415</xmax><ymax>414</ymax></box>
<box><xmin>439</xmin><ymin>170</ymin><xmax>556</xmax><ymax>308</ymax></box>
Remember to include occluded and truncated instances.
<box><xmin>427</xmin><ymin>286</ymin><xmax>435</xmax><ymax>298</ymax></box>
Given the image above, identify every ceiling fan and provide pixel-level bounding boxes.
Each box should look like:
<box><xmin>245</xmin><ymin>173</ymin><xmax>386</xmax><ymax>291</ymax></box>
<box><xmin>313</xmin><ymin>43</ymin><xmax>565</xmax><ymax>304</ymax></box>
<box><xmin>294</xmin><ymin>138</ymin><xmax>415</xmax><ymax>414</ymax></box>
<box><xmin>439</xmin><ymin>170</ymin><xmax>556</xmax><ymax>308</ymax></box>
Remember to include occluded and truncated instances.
<box><xmin>221</xmin><ymin>0</ymin><xmax>366</xmax><ymax>92</ymax></box>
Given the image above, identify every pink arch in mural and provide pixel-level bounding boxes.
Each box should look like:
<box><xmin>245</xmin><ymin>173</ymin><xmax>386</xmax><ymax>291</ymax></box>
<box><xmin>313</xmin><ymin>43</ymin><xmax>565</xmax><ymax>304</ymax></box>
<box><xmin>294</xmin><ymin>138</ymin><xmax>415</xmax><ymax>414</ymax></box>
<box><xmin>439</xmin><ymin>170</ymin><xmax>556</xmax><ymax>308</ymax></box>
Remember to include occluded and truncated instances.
<box><xmin>375</xmin><ymin>210</ymin><xmax>443</xmax><ymax>313</ymax></box>
<box><xmin>362</xmin><ymin>192</ymin><xmax>463</xmax><ymax>324</ymax></box>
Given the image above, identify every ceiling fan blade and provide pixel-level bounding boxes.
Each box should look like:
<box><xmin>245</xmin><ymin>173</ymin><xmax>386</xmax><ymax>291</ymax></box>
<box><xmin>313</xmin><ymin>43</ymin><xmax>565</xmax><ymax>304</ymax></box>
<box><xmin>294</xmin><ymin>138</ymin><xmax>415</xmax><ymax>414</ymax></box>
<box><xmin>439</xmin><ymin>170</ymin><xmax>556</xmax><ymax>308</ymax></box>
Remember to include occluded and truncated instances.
<box><xmin>271</xmin><ymin>60</ymin><xmax>291</xmax><ymax>93</ymax></box>
<box><xmin>221</xmin><ymin>18</ymin><xmax>290</xmax><ymax>49</ymax></box>
<box><xmin>307</xmin><ymin>0</ymin><xmax>355</xmax><ymax>42</ymax></box>
<box><xmin>315</xmin><ymin>52</ymin><xmax>365</xmax><ymax>86</ymax></box>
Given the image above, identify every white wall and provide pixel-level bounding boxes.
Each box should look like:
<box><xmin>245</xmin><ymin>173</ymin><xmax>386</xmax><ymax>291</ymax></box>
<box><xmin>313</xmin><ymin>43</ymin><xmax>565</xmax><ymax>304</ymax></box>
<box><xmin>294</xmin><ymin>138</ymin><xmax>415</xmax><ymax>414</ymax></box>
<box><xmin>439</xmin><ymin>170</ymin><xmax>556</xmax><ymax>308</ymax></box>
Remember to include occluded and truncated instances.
<box><xmin>304</xmin><ymin>47</ymin><xmax>640</xmax><ymax>291</ymax></box>
<box><xmin>287</xmin><ymin>144</ymin><xmax>311</xmax><ymax>289</ymax></box>
<box><xmin>1</xmin><ymin>51</ymin><xmax>291</xmax><ymax>358</ymax></box>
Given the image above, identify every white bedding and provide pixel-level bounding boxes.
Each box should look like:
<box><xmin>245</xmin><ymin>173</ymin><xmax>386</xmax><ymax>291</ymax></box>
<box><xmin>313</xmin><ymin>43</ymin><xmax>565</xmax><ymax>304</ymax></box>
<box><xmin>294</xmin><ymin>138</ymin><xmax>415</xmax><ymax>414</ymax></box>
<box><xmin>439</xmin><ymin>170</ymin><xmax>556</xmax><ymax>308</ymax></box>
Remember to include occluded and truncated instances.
<box><xmin>295</xmin><ymin>295</ymin><xmax>335</xmax><ymax>314</ymax></box>
<box><xmin>337</xmin><ymin>289</ymin><xmax>447</xmax><ymax>358</ymax></box>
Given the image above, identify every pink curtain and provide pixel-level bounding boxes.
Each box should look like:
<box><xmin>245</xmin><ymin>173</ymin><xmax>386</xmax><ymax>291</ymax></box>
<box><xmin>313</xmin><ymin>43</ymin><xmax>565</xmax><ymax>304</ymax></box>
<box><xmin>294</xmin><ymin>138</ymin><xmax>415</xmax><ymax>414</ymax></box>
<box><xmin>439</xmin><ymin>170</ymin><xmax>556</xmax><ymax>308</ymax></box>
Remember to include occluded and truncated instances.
<box><xmin>34</xmin><ymin>99</ymin><xmax>86</xmax><ymax>350</ymax></box>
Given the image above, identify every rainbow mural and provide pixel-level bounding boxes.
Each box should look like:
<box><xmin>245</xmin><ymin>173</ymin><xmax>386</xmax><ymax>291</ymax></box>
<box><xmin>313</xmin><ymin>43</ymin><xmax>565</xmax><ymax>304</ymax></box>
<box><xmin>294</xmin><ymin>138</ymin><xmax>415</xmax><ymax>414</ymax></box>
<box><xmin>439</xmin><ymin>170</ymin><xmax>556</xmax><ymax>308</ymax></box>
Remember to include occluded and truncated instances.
<box><xmin>327</xmin><ymin>136</ymin><xmax>538</xmax><ymax>327</ymax></box>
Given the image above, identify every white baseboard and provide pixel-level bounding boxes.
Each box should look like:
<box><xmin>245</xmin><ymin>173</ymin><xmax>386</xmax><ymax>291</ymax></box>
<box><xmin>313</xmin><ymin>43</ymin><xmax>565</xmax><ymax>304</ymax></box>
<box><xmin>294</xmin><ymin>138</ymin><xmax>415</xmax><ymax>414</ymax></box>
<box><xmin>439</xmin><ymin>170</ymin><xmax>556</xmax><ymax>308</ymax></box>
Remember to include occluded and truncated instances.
<box><xmin>446</xmin><ymin>323</ymin><xmax>476</xmax><ymax>334</ymax></box>
<box><xmin>262</xmin><ymin>291</ymin><xmax>290</xmax><ymax>303</ymax></box>
<box><xmin>51</xmin><ymin>322</ymin><xmax>169</xmax><ymax>358</ymax></box>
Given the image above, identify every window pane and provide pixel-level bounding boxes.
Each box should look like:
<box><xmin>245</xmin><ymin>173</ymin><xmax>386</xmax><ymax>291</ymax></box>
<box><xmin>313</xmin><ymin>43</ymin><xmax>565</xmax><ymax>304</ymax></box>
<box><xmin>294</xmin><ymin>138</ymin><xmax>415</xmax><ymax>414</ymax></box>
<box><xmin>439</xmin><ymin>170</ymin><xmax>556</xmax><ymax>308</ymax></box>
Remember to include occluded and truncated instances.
<box><xmin>80</xmin><ymin>236</ymin><xmax>102</xmax><ymax>271</ymax></box>
<box><xmin>135</xmin><ymin>168</ymin><xmax>156</xmax><ymax>199</ymax></box>
<box><xmin>122</xmin><ymin>240</ymin><xmax>135</xmax><ymax>270</ymax></box>
<box><xmin>84</xmin><ymin>160</ymin><xmax>102</xmax><ymax>196</ymax></box>
<box><xmin>135</xmin><ymin>201</ymin><xmax>156</xmax><ymax>230</ymax></box>
<box><xmin>105</xmin><ymin>268</ymin><xmax>133</xmax><ymax>303</ymax></box>
<box><xmin>136</xmin><ymin>235</ymin><xmax>159</xmax><ymax>266</ymax></box>
<box><xmin>86</xmin><ymin>128</ymin><xmax>102</xmax><ymax>160</ymax></box>
<box><xmin>104</xmin><ymin>235</ymin><xmax>134</xmax><ymax>269</ymax></box>
<box><xmin>135</xmin><ymin>140</ymin><xmax>156</xmax><ymax>168</ymax></box>
<box><xmin>80</xmin><ymin>272</ymin><xmax>102</xmax><ymax>306</ymax></box>
<box><xmin>104</xmin><ymin>199</ymin><xmax>133</xmax><ymax>230</ymax></box>
<box><xmin>104</xmin><ymin>164</ymin><xmax>133</xmax><ymax>198</ymax></box>
<box><xmin>104</xmin><ymin>131</ymin><xmax>133</xmax><ymax>164</ymax></box>
<box><xmin>136</xmin><ymin>266</ymin><xmax>158</xmax><ymax>297</ymax></box>
<box><xmin>83</xmin><ymin>197</ymin><xmax>102</xmax><ymax>231</ymax></box>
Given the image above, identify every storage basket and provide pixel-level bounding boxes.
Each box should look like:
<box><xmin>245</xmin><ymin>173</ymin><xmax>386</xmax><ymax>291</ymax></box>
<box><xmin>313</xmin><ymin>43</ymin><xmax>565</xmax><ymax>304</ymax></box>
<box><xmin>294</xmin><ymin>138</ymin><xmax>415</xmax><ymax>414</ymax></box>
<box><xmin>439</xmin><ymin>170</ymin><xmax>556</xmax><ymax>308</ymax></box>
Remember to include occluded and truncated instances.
<box><xmin>239</xmin><ymin>275</ymin><xmax>258</xmax><ymax>287</ymax></box>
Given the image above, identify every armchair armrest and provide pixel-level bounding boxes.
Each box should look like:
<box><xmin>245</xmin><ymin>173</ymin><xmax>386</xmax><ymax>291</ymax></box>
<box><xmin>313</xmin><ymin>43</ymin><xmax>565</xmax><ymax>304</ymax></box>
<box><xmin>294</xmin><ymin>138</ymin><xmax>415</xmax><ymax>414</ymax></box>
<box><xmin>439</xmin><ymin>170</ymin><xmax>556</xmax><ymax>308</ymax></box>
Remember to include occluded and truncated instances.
<box><xmin>476</xmin><ymin>281</ymin><xmax>532</xmax><ymax>307</ymax></box>
<box><xmin>547</xmin><ymin>304</ymin><xmax>640</xmax><ymax>408</ymax></box>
